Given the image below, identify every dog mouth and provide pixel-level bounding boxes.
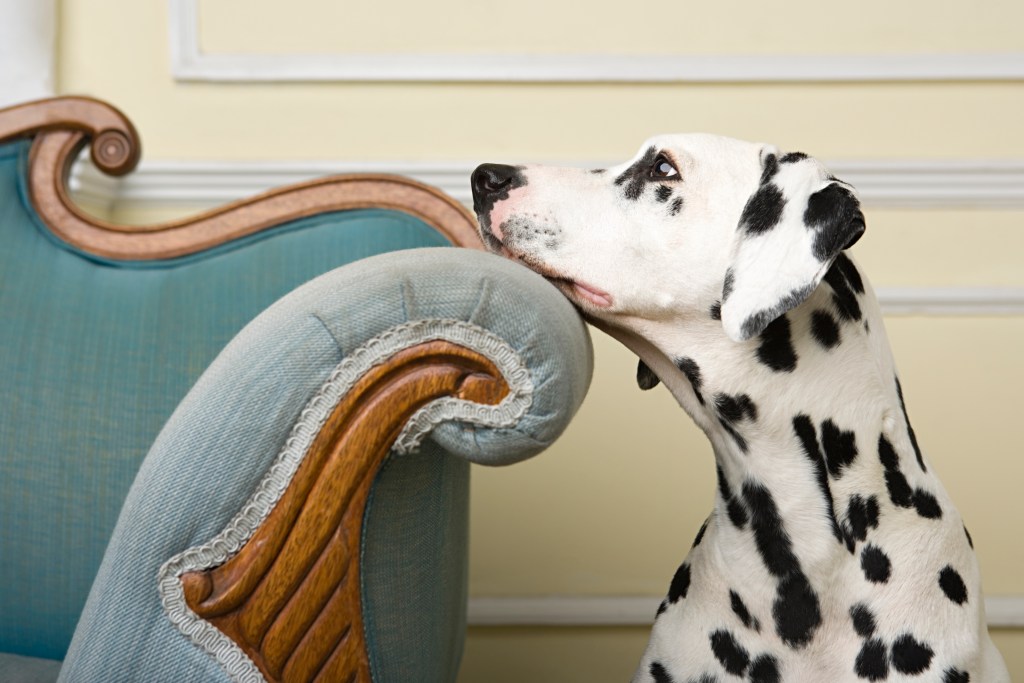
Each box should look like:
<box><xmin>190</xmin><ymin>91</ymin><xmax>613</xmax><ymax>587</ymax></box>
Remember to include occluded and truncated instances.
<box><xmin>488</xmin><ymin>240</ymin><xmax>612</xmax><ymax>309</ymax></box>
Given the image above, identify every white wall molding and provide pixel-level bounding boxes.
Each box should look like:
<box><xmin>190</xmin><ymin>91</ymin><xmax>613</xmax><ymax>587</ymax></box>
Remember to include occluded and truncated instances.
<box><xmin>467</xmin><ymin>595</ymin><xmax>1024</xmax><ymax>628</ymax></box>
<box><xmin>168</xmin><ymin>0</ymin><xmax>1024</xmax><ymax>83</ymax></box>
<box><xmin>71</xmin><ymin>157</ymin><xmax>1024</xmax><ymax>210</ymax></box>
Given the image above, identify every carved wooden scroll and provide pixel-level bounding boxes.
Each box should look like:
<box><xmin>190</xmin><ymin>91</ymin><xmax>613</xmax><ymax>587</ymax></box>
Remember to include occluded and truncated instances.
<box><xmin>177</xmin><ymin>341</ymin><xmax>508</xmax><ymax>683</ymax></box>
<box><xmin>0</xmin><ymin>96</ymin><xmax>482</xmax><ymax>260</ymax></box>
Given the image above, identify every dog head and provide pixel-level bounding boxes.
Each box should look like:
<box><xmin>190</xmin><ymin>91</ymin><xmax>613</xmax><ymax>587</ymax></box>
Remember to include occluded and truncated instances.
<box><xmin>471</xmin><ymin>134</ymin><xmax>865</xmax><ymax>349</ymax></box>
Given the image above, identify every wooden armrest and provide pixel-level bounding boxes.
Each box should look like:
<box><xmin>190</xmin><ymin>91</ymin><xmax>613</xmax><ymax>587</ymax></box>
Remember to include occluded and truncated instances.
<box><xmin>0</xmin><ymin>96</ymin><xmax>481</xmax><ymax>260</ymax></box>
<box><xmin>177</xmin><ymin>340</ymin><xmax>508</xmax><ymax>683</ymax></box>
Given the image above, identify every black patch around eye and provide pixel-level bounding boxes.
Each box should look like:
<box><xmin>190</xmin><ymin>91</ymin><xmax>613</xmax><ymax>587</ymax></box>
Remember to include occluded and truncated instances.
<box><xmin>615</xmin><ymin>146</ymin><xmax>658</xmax><ymax>200</ymax></box>
<box><xmin>939</xmin><ymin>565</ymin><xmax>968</xmax><ymax>605</ymax></box>
<box><xmin>748</xmin><ymin>655</ymin><xmax>780</xmax><ymax>683</ymax></box>
<box><xmin>649</xmin><ymin>661</ymin><xmax>675</xmax><ymax>683</ymax></box>
<box><xmin>855</xmin><ymin>639</ymin><xmax>888</xmax><ymax>681</ymax></box>
<box><xmin>655</xmin><ymin>185</ymin><xmax>673</xmax><ymax>202</ymax></box>
<box><xmin>669</xmin><ymin>197</ymin><xmax>684</xmax><ymax>216</ymax></box>
<box><xmin>849</xmin><ymin>603</ymin><xmax>876</xmax><ymax>638</ymax></box>
<box><xmin>756</xmin><ymin>314</ymin><xmax>798</xmax><ymax>373</ymax></box>
<box><xmin>810</xmin><ymin>310</ymin><xmax>841</xmax><ymax>349</ymax></box>
<box><xmin>780</xmin><ymin>152</ymin><xmax>809</xmax><ymax>164</ymax></box>
<box><xmin>860</xmin><ymin>544</ymin><xmax>892</xmax><ymax>583</ymax></box>
<box><xmin>710</xmin><ymin>629</ymin><xmax>750</xmax><ymax>676</ymax></box>
<box><xmin>891</xmin><ymin>634</ymin><xmax>934</xmax><ymax>675</ymax></box>
<box><xmin>676</xmin><ymin>356</ymin><xmax>704</xmax><ymax>405</ymax></box>
<box><xmin>740</xmin><ymin>184</ymin><xmax>787</xmax><ymax>236</ymax></box>
<box><xmin>624</xmin><ymin>177</ymin><xmax>645</xmax><ymax>201</ymax></box>
<box><xmin>637</xmin><ymin>360</ymin><xmax>660</xmax><ymax>390</ymax></box>
<box><xmin>944</xmin><ymin>667</ymin><xmax>970</xmax><ymax>683</ymax></box>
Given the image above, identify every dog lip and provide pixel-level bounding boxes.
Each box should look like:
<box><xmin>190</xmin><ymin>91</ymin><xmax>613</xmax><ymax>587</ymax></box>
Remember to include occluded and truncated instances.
<box><xmin>568</xmin><ymin>280</ymin><xmax>613</xmax><ymax>308</ymax></box>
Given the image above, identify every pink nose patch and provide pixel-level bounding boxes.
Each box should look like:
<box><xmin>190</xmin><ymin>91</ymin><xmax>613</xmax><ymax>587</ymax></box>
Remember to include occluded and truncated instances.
<box><xmin>488</xmin><ymin>187</ymin><xmax>529</xmax><ymax>242</ymax></box>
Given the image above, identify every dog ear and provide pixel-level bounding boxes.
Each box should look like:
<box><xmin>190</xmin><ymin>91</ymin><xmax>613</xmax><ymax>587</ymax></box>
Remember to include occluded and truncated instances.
<box><xmin>637</xmin><ymin>360</ymin><xmax>660</xmax><ymax>390</ymax></box>
<box><xmin>720</xmin><ymin>147</ymin><xmax>865</xmax><ymax>343</ymax></box>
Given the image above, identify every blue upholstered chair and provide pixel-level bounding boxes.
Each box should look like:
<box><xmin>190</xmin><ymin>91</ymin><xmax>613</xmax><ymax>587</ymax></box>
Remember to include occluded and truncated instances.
<box><xmin>0</xmin><ymin>98</ymin><xmax>593</xmax><ymax>682</ymax></box>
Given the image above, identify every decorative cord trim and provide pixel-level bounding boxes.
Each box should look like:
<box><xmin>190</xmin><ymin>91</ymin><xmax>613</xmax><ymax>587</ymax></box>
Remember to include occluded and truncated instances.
<box><xmin>156</xmin><ymin>318</ymin><xmax>533</xmax><ymax>683</ymax></box>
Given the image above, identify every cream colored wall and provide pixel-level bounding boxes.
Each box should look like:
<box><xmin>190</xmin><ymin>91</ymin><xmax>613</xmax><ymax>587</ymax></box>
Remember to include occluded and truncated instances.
<box><xmin>57</xmin><ymin>0</ymin><xmax>1024</xmax><ymax>678</ymax></box>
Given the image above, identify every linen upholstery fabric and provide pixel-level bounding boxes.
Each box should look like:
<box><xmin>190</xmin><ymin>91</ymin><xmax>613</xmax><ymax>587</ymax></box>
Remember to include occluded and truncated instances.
<box><xmin>0</xmin><ymin>653</ymin><xmax>62</xmax><ymax>683</ymax></box>
<box><xmin>0</xmin><ymin>139</ymin><xmax>449</xmax><ymax>661</ymax></box>
<box><xmin>57</xmin><ymin>248</ymin><xmax>592</xmax><ymax>682</ymax></box>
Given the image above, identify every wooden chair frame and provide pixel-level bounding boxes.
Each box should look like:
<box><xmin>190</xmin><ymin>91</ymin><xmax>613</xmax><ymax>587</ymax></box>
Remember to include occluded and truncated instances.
<box><xmin>0</xmin><ymin>96</ymin><xmax>499</xmax><ymax>683</ymax></box>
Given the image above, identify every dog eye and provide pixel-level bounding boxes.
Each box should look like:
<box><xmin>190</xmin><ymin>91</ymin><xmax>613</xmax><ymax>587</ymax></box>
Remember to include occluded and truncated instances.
<box><xmin>651</xmin><ymin>154</ymin><xmax>679</xmax><ymax>179</ymax></box>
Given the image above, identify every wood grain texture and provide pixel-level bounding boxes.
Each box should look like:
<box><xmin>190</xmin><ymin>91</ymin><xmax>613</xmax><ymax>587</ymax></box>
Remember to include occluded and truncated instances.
<box><xmin>0</xmin><ymin>96</ymin><xmax>482</xmax><ymax>259</ymax></box>
<box><xmin>179</xmin><ymin>340</ymin><xmax>510</xmax><ymax>683</ymax></box>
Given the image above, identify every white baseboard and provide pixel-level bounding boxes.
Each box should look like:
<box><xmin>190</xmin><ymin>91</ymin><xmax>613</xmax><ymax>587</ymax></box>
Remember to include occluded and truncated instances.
<box><xmin>467</xmin><ymin>595</ymin><xmax>1024</xmax><ymax>628</ymax></box>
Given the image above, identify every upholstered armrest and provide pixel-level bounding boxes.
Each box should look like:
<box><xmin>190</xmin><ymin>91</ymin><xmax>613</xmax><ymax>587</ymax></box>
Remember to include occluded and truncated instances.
<box><xmin>57</xmin><ymin>248</ymin><xmax>592</xmax><ymax>683</ymax></box>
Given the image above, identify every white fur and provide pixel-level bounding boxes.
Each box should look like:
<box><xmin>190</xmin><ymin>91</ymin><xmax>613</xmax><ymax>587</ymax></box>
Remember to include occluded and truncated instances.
<box><xmin>473</xmin><ymin>134</ymin><xmax>1009</xmax><ymax>683</ymax></box>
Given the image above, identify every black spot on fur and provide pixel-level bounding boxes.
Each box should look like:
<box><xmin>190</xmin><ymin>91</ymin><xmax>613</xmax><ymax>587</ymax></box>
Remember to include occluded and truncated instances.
<box><xmin>944</xmin><ymin>668</ymin><xmax>970</xmax><ymax>683</ymax></box>
<box><xmin>743</xmin><ymin>482</ymin><xmax>821</xmax><ymax>648</ymax></box>
<box><xmin>741</xmin><ymin>184</ymin><xmax>786</xmax><ymax>236</ymax></box>
<box><xmin>850</xmin><ymin>604</ymin><xmax>876</xmax><ymax>638</ymax></box>
<box><xmin>891</xmin><ymin>634</ymin><xmax>934</xmax><ymax>675</ymax></box>
<box><xmin>748</xmin><ymin>655</ymin><xmax>780</xmax><ymax>683</ymax></box>
<box><xmin>693</xmin><ymin>518</ymin><xmax>709</xmax><ymax>548</ymax></box>
<box><xmin>756</xmin><ymin>315</ymin><xmax>798</xmax><ymax>372</ymax></box>
<box><xmin>649</xmin><ymin>661</ymin><xmax>675</xmax><ymax>683</ymax></box>
<box><xmin>729</xmin><ymin>590</ymin><xmax>760</xmax><ymax>632</ymax></box>
<box><xmin>718</xmin><ymin>419</ymin><xmax>748</xmax><ymax>453</ymax></box>
<box><xmin>792</xmin><ymin>415</ymin><xmax>843</xmax><ymax>543</ymax></box>
<box><xmin>810</xmin><ymin>310</ymin><xmax>841</xmax><ymax>349</ymax></box>
<box><xmin>860</xmin><ymin>544</ymin><xmax>892</xmax><ymax>583</ymax></box>
<box><xmin>821</xmin><ymin>420</ymin><xmax>858</xmax><ymax>477</ymax></box>
<box><xmin>834</xmin><ymin>251</ymin><xmax>865</xmax><ymax>294</ymax></box>
<box><xmin>823</xmin><ymin>255</ymin><xmax>863</xmax><ymax>322</ymax></box>
<box><xmin>760</xmin><ymin>153</ymin><xmax>780</xmax><ymax>184</ymax></box>
<box><xmin>855</xmin><ymin>639</ymin><xmax>889</xmax><ymax>681</ymax></box>
<box><xmin>668</xmin><ymin>562</ymin><xmax>691</xmax><ymax>603</ymax></box>
<box><xmin>676</xmin><ymin>357</ymin><xmax>705</xmax><ymax>405</ymax></box>
<box><xmin>718</xmin><ymin>467</ymin><xmax>748</xmax><ymax>529</ymax></box>
<box><xmin>722</xmin><ymin>269</ymin><xmax>735</xmax><ymax>301</ymax></box>
<box><xmin>709</xmin><ymin>630</ymin><xmax>750</xmax><ymax>676</ymax></box>
<box><xmin>878</xmin><ymin>434</ymin><xmax>914</xmax><ymax>509</ymax></box>
<box><xmin>914</xmin><ymin>489</ymin><xmax>942</xmax><ymax>519</ymax></box>
<box><xmin>780</xmin><ymin>152</ymin><xmax>808</xmax><ymax>164</ymax></box>
<box><xmin>964</xmin><ymin>524</ymin><xmax>974</xmax><ymax>549</ymax></box>
<box><xmin>656</xmin><ymin>600</ymin><xmax>668</xmax><ymax>618</ymax></box>
<box><xmin>805</xmin><ymin>185</ymin><xmax>866</xmax><ymax>260</ymax></box>
<box><xmin>656</xmin><ymin>185</ymin><xmax>673</xmax><ymax>202</ymax></box>
<box><xmin>710</xmin><ymin>301</ymin><xmax>722</xmax><ymax>320</ymax></box>
<box><xmin>670</xmin><ymin>197</ymin><xmax>684</xmax><ymax>216</ymax></box>
<box><xmin>844</xmin><ymin>495</ymin><xmax>880</xmax><ymax>547</ymax></box>
<box><xmin>589</xmin><ymin>168</ymin><xmax>606</xmax><ymax>174</ymax></box>
<box><xmin>742</xmin><ymin>482</ymin><xmax>800</xmax><ymax>578</ymax></box>
<box><xmin>715</xmin><ymin>394</ymin><xmax>758</xmax><ymax>423</ymax></box>
<box><xmin>637</xmin><ymin>360</ymin><xmax>660</xmax><ymax>391</ymax></box>
<box><xmin>896</xmin><ymin>377</ymin><xmax>927</xmax><ymax>472</ymax></box>
<box><xmin>774</xmin><ymin>574</ymin><xmax>822</xmax><ymax>649</ymax></box>
<box><xmin>939</xmin><ymin>566</ymin><xmax>968</xmax><ymax>605</ymax></box>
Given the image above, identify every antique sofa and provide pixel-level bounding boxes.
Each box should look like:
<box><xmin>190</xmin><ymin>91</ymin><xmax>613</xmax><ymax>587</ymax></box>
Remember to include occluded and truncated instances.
<box><xmin>0</xmin><ymin>97</ymin><xmax>593</xmax><ymax>682</ymax></box>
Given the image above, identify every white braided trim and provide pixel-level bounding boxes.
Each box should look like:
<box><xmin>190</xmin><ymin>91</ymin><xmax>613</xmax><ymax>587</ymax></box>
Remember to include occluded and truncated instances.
<box><xmin>156</xmin><ymin>318</ymin><xmax>533</xmax><ymax>683</ymax></box>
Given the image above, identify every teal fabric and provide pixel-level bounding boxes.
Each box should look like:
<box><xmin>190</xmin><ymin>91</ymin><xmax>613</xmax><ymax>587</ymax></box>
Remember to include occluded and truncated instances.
<box><xmin>0</xmin><ymin>653</ymin><xmax>61</xmax><ymax>683</ymax></box>
<box><xmin>57</xmin><ymin>248</ymin><xmax>592</xmax><ymax>682</ymax></box>
<box><xmin>0</xmin><ymin>139</ymin><xmax>450</xmax><ymax>661</ymax></box>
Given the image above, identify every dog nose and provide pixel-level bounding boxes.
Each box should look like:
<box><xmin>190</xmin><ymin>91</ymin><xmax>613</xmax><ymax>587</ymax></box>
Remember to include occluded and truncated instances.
<box><xmin>471</xmin><ymin>163</ymin><xmax>518</xmax><ymax>201</ymax></box>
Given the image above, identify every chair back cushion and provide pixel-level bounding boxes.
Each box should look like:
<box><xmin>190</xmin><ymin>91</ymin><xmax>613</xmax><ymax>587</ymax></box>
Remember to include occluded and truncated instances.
<box><xmin>0</xmin><ymin>140</ymin><xmax>450</xmax><ymax>660</ymax></box>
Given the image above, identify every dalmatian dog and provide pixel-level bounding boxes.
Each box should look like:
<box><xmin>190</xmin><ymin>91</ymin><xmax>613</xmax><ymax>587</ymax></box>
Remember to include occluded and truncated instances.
<box><xmin>470</xmin><ymin>135</ymin><xmax>1010</xmax><ymax>683</ymax></box>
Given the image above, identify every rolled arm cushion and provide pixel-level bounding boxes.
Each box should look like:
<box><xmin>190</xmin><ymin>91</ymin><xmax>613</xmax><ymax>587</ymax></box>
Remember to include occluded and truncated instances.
<box><xmin>58</xmin><ymin>247</ymin><xmax>593</xmax><ymax>683</ymax></box>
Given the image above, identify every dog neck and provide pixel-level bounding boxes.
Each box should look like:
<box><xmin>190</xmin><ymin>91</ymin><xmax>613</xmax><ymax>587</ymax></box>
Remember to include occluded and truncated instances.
<box><xmin>595</xmin><ymin>257</ymin><xmax>946</xmax><ymax>574</ymax></box>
